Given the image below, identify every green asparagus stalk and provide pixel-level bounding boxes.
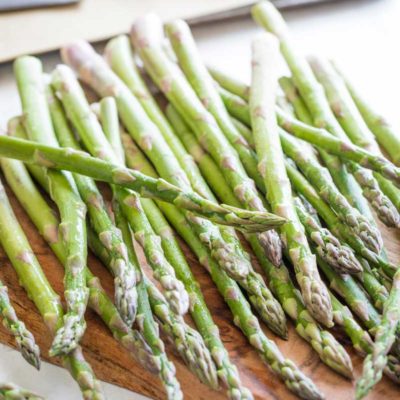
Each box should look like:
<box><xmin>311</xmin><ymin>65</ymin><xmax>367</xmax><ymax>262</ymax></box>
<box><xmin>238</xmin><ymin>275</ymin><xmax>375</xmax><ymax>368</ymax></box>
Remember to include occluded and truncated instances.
<box><xmin>278</xmin><ymin>110</ymin><xmax>400</xmax><ymax>192</ymax></box>
<box><xmin>89</xmin><ymin>227</ymin><xmax>219</xmax><ymax>389</ymax></box>
<box><xmin>285</xmin><ymin>162</ymin><xmax>397</xmax><ymax>280</ymax></box>
<box><xmin>251</xmin><ymin>0</ymin><xmax>383</xmax><ymax>252</ymax></box>
<box><xmin>121</xmin><ymin>139</ymin><xmax>255</xmax><ymax>400</ymax></box>
<box><xmin>65</xmin><ymin>43</ymin><xmax>252</xmax><ymax>284</ymax></box>
<box><xmin>335</xmin><ymin>64</ymin><xmax>400</xmax><ymax>166</ymax></box>
<box><xmin>122</xmin><ymin>130</ymin><xmax>287</xmax><ymax>337</ymax></box>
<box><xmin>208</xmin><ymin>66</ymin><xmax>250</xmax><ymax>101</ymax></box>
<box><xmin>278</xmin><ymin>61</ymin><xmax>400</xmax><ymax>226</ymax></box>
<box><xmin>129</xmin><ymin>16</ymin><xmax>284</xmax><ymax>266</ymax></box>
<box><xmin>279</xmin><ymin>76</ymin><xmax>313</xmax><ymax>125</ymax></box>
<box><xmin>356</xmin><ymin>269</ymin><xmax>400</xmax><ymax>398</ymax></box>
<box><xmin>165</xmin><ymin>103</ymin><xmax>353</xmax><ymax>378</ymax></box>
<box><xmin>46</xmin><ymin>86</ymin><xmax>138</xmax><ymax>327</ymax></box>
<box><xmin>101</xmin><ymin>36</ymin><xmax>287</xmax><ymax>336</ymax></box>
<box><xmin>111</xmin><ymin>199</ymin><xmax>183</xmax><ymax>399</ymax></box>
<box><xmin>329</xmin><ymin>293</ymin><xmax>400</xmax><ymax>385</ymax></box>
<box><xmin>50</xmin><ymin>65</ymin><xmax>189</xmax><ymax>316</ymax></box>
<box><xmin>13</xmin><ymin>56</ymin><xmax>89</xmax><ymax>357</ymax></box>
<box><xmin>1</xmin><ymin>126</ymin><xmax>160</xmax><ymax>376</ymax></box>
<box><xmin>249</xmin><ymin>34</ymin><xmax>332</xmax><ymax>326</ymax></box>
<box><xmin>0</xmin><ymin>133</ymin><xmax>284</xmax><ymax>237</ymax></box>
<box><xmin>0</xmin><ymin>281</ymin><xmax>41</xmax><ymax>370</ymax></box>
<box><xmin>164</xmin><ymin>20</ymin><xmax>266</xmax><ymax>194</ymax></box>
<box><xmin>293</xmin><ymin>197</ymin><xmax>362</xmax><ymax>274</ymax></box>
<box><xmin>61</xmin><ymin>41</ymin><xmax>285</xmax><ymax>233</ymax></box>
<box><xmin>280</xmin><ymin>129</ymin><xmax>382</xmax><ymax>253</ymax></box>
<box><xmin>0</xmin><ymin>178</ymin><xmax>104</xmax><ymax>399</ymax></box>
<box><xmin>161</xmin><ymin>204</ymin><xmax>324</xmax><ymax>399</ymax></box>
<box><xmin>0</xmin><ymin>383</ymin><xmax>43</xmax><ymax>400</ymax></box>
<box><xmin>99</xmin><ymin>97</ymin><xmax>126</xmax><ymax>163</ymax></box>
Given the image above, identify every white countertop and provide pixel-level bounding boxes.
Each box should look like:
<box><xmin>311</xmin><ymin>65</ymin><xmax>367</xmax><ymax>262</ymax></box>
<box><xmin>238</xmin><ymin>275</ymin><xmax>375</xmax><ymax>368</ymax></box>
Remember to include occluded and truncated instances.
<box><xmin>1</xmin><ymin>0</ymin><xmax>400</xmax><ymax>398</ymax></box>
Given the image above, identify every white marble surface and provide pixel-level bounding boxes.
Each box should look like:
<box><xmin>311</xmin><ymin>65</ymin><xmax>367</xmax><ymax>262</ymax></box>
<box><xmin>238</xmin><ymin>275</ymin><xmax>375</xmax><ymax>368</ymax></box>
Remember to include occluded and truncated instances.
<box><xmin>0</xmin><ymin>0</ymin><xmax>400</xmax><ymax>398</ymax></box>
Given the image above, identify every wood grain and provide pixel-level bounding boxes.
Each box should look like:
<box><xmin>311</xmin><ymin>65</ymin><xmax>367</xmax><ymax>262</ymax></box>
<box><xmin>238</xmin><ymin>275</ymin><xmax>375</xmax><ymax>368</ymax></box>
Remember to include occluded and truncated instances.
<box><xmin>0</xmin><ymin>176</ymin><xmax>399</xmax><ymax>400</ymax></box>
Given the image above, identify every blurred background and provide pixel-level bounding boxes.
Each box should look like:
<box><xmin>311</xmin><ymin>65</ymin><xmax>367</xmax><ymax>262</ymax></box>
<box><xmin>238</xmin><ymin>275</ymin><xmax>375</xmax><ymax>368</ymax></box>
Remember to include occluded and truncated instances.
<box><xmin>0</xmin><ymin>0</ymin><xmax>399</xmax><ymax>398</ymax></box>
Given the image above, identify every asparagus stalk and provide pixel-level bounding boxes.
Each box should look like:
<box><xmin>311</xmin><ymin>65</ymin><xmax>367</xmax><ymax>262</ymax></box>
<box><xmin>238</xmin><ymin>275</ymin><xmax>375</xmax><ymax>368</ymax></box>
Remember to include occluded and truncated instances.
<box><xmin>356</xmin><ymin>270</ymin><xmax>400</xmax><ymax>399</ymax></box>
<box><xmin>13</xmin><ymin>56</ymin><xmax>89</xmax><ymax>356</ymax></box>
<box><xmin>280</xmin><ymin>69</ymin><xmax>399</xmax><ymax>228</ymax></box>
<box><xmin>99</xmin><ymin>97</ymin><xmax>125</xmax><ymax>163</ymax></box>
<box><xmin>249</xmin><ymin>34</ymin><xmax>332</xmax><ymax>326</ymax></box>
<box><xmin>89</xmin><ymin>227</ymin><xmax>219</xmax><ymax>389</ymax></box>
<box><xmin>208</xmin><ymin>66</ymin><xmax>250</xmax><ymax>101</ymax></box>
<box><xmin>0</xmin><ymin>281</ymin><xmax>41</xmax><ymax>370</ymax></box>
<box><xmin>111</xmin><ymin>200</ymin><xmax>183</xmax><ymax>399</ymax></box>
<box><xmin>251</xmin><ymin>0</ymin><xmax>383</xmax><ymax>251</ymax></box>
<box><xmin>50</xmin><ymin>65</ymin><xmax>189</xmax><ymax>316</ymax></box>
<box><xmin>280</xmin><ymin>130</ymin><xmax>382</xmax><ymax>254</ymax></box>
<box><xmin>166</xmin><ymin>103</ymin><xmax>353</xmax><ymax>378</ymax></box>
<box><xmin>102</xmin><ymin>37</ymin><xmax>287</xmax><ymax>336</ymax></box>
<box><xmin>279</xmin><ymin>76</ymin><xmax>313</xmax><ymax>125</ymax></box>
<box><xmin>2</xmin><ymin>125</ymin><xmax>160</xmax><ymax>376</ymax></box>
<box><xmin>129</xmin><ymin>16</ymin><xmax>284</xmax><ymax>266</ymax></box>
<box><xmin>335</xmin><ymin>64</ymin><xmax>400</xmax><ymax>166</ymax></box>
<box><xmin>279</xmin><ymin>110</ymin><xmax>400</xmax><ymax>192</ymax></box>
<box><xmin>285</xmin><ymin>162</ymin><xmax>397</xmax><ymax>280</ymax></box>
<box><xmin>164</xmin><ymin>20</ymin><xmax>265</xmax><ymax>194</ymax></box>
<box><xmin>0</xmin><ymin>383</ymin><xmax>43</xmax><ymax>400</ymax></box>
<box><xmin>0</xmin><ymin>178</ymin><xmax>104</xmax><ymax>399</ymax></box>
<box><xmin>121</xmin><ymin>138</ymin><xmax>254</xmax><ymax>399</ymax></box>
<box><xmin>330</xmin><ymin>293</ymin><xmax>400</xmax><ymax>384</ymax></box>
<box><xmin>161</xmin><ymin>205</ymin><xmax>324</xmax><ymax>399</ymax></box>
<box><xmin>293</xmin><ymin>197</ymin><xmax>362</xmax><ymax>274</ymax></box>
<box><xmin>46</xmin><ymin>86</ymin><xmax>138</xmax><ymax>327</ymax></box>
<box><xmin>123</xmin><ymin>131</ymin><xmax>287</xmax><ymax>337</ymax></box>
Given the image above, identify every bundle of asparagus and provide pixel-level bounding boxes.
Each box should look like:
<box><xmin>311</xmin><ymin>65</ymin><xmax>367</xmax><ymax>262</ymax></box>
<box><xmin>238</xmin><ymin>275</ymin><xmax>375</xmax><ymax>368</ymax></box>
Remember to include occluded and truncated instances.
<box><xmin>1</xmin><ymin>1</ymin><xmax>399</xmax><ymax>399</ymax></box>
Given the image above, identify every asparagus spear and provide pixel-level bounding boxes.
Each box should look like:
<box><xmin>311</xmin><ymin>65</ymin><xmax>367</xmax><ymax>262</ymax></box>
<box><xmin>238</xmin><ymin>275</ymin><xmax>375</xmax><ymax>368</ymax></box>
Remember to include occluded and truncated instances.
<box><xmin>111</xmin><ymin>200</ymin><xmax>183</xmax><ymax>399</ymax></box>
<box><xmin>280</xmin><ymin>58</ymin><xmax>400</xmax><ymax>226</ymax></box>
<box><xmin>0</xmin><ymin>383</ymin><xmax>43</xmax><ymax>400</ymax></box>
<box><xmin>161</xmin><ymin>205</ymin><xmax>324</xmax><ymax>399</ymax></box>
<box><xmin>280</xmin><ymin>130</ymin><xmax>382</xmax><ymax>254</ymax></box>
<box><xmin>46</xmin><ymin>85</ymin><xmax>138</xmax><ymax>327</ymax></box>
<box><xmin>166</xmin><ymin>103</ymin><xmax>353</xmax><ymax>378</ymax></box>
<box><xmin>122</xmin><ymin>131</ymin><xmax>287</xmax><ymax>337</ymax></box>
<box><xmin>279</xmin><ymin>77</ymin><xmax>313</xmax><ymax>125</ymax></box>
<box><xmin>0</xmin><ymin>281</ymin><xmax>41</xmax><ymax>369</ymax></box>
<box><xmin>330</xmin><ymin>293</ymin><xmax>400</xmax><ymax>385</ymax></box>
<box><xmin>129</xmin><ymin>16</ymin><xmax>285</xmax><ymax>266</ymax></box>
<box><xmin>249</xmin><ymin>34</ymin><xmax>332</xmax><ymax>326</ymax></box>
<box><xmin>99</xmin><ymin>97</ymin><xmax>126</xmax><ymax>163</ymax></box>
<box><xmin>278</xmin><ymin>110</ymin><xmax>400</xmax><ymax>192</ymax></box>
<box><xmin>164</xmin><ymin>20</ymin><xmax>265</xmax><ymax>194</ymax></box>
<box><xmin>2</xmin><ymin>124</ymin><xmax>160</xmax><ymax>376</ymax></box>
<box><xmin>102</xmin><ymin>37</ymin><xmax>287</xmax><ymax>336</ymax></box>
<box><xmin>285</xmin><ymin>162</ymin><xmax>397</xmax><ymax>280</ymax></box>
<box><xmin>208</xmin><ymin>66</ymin><xmax>250</xmax><ymax>101</ymax></box>
<box><xmin>121</xmin><ymin>139</ymin><xmax>254</xmax><ymax>399</ymax></box>
<box><xmin>356</xmin><ymin>269</ymin><xmax>400</xmax><ymax>398</ymax></box>
<box><xmin>0</xmin><ymin>178</ymin><xmax>104</xmax><ymax>399</ymax></box>
<box><xmin>335</xmin><ymin>64</ymin><xmax>400</xmax><ymax>166</ymax></box>
<box><xmin>13</xmin><ymin>56</ymin><xmax>89</xmax><ymax>356</ymax></box>
<box><xmin>251</xmin><ymin>0</ymin><xmax>383</xmax><ymax>252</ymax></box>
<box><xmin>293</xmin><ymin>197</ymin><xmax>362</xmax><ymax>274</ymax></box>
<box><xmin>51</xmin><ymin>65</ymin><xmax>189</xmax><ymax>316</ymax></box>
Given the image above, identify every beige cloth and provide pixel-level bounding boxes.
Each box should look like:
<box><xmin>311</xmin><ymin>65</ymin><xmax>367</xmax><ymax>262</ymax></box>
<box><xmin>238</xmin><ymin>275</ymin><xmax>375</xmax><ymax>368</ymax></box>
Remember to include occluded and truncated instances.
<box><xmin>0</xmin><ymin>0</ymin><xmax>254</xmax><ymax>62</ymax></box>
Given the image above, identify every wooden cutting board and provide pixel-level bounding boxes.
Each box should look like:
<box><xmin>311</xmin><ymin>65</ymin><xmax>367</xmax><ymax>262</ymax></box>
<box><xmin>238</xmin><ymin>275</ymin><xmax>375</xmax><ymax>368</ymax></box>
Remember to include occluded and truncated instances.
<box><xmin>0</xmin><ymin>177</ymin><xmax>399</xmax><ymax>400</ymax></box>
